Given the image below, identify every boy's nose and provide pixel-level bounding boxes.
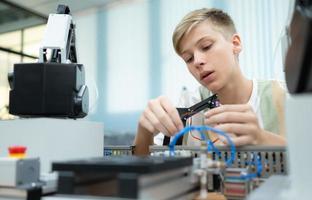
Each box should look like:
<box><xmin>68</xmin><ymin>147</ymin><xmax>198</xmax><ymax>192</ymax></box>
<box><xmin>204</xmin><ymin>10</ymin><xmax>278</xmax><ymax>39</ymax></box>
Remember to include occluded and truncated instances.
<box><xmin>194</xmin><ymin>52</ymin><xmax>206</xmax><ymax>69</ymax></box>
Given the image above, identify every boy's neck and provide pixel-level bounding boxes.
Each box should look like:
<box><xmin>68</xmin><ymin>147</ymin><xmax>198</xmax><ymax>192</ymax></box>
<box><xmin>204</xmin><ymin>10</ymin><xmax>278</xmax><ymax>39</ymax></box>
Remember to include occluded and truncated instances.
<box><xmin>216</xmin><ymin>73</ymin><xmax>253</xmax><ymax>105</ymax></box>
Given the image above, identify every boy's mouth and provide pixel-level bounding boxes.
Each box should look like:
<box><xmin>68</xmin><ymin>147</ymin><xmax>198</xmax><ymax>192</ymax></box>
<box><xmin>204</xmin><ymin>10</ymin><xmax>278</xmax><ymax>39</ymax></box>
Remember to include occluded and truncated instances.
<box><xmin>200</xmin><ymin>71</ymin><xmax>214</xmax><ymax>81</ymax></box>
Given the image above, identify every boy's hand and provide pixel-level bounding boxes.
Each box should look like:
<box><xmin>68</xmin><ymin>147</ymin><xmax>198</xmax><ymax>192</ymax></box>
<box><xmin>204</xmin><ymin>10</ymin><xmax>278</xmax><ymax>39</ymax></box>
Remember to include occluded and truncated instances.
<box><xmin>204</xmin><ymin>104</ymin><xmax>264</xmax><ymax>146</ymax></box>
<box><xmin>138</xmin><ymin>96</ymin><xmax>184</xmax><ymax>137</ymax></box>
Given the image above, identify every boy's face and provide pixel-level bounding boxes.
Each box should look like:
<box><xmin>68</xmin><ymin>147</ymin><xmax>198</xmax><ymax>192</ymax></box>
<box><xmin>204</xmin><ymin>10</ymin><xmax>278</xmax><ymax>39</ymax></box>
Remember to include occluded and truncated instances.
<box><xmin>179</xmin><ymin>20</ymin><xmax>241</xmax><ymax>93</ymax></box>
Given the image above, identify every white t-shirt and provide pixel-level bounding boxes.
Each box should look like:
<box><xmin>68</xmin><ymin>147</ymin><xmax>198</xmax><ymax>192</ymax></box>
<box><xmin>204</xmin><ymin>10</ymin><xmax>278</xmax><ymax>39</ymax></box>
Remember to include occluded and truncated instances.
<box><xmin>154</xmin><ymin>79</ymin><xmax>264</xmax><ymax>146</ymax></box>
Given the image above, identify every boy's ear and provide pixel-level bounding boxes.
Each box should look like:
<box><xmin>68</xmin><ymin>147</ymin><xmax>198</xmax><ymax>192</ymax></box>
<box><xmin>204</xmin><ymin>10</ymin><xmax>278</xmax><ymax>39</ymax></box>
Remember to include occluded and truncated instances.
<box><xmin>232</xmin><ymin>34</ymin><xmax>242</xmax><ymax>54</ymax></box>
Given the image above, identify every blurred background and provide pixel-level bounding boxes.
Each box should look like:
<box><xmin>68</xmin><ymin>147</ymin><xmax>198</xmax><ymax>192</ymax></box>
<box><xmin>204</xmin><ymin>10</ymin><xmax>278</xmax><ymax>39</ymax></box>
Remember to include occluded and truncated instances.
<box><xmin>0</xmin><ymin>0</ymin><xmax>293</xmax><ymax>144</ymax></box>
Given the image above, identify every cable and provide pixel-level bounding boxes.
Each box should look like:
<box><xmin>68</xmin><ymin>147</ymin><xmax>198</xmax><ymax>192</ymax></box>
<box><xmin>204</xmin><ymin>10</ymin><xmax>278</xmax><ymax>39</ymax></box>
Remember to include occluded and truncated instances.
<box><xmin>188</xmin><ymin>118</ymin><xmax>219</xmax><ymax>143</ymax></box>
<box><xmin>169</xmin><ymin>125</ymin><xmax>236</xmax><ymax>166</ymax></box>
<box><xmin>169</xmin><ymin>126</ymin><xmax>207</xmax><ymax>156</ymax></box>
<box><xmin>226</xmin><ymin>152</ymin><xmax>263</xmax><ymax>181</ymax></box>
<box><xmin>188</xmin><ymin>118</ymin><xmax>203</xmax><ymax>141</ymax></box>
<box><xmin>196</xmin><ymin>126</ymin><xmax>236</xmax><ymax>166</ymax></box>
<box><xmin>253</xmin><ymin>152</ymin><xmax>263</xmax><ymax>177</ymax></box>
<box><xmin>169</xmin><ymin>125</ymin><xmax>262</xmax><ymax>180</ymax></box>
<box><xmin>190</xmin><ymin>132</ymin><xmax>202</xmax><ymax>141</ymax></box>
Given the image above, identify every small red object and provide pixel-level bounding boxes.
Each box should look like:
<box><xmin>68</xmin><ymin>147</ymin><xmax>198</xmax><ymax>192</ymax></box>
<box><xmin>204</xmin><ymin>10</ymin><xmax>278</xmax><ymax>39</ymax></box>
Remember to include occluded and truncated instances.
<box><xmin>8</xmin><ymin>146</ymin><xmax>27</xmax><ymax>154</ymax></box>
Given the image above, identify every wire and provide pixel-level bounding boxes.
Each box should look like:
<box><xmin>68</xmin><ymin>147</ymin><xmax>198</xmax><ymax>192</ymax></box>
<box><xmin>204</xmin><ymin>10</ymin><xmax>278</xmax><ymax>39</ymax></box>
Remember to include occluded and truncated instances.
<box><xmin>169</xmin><ymin>125</ymin><xmax>262</xmax><ymax>179</ymax></box>
<box><xmin>226</xmin><ymin>152</ymin><xmax>263</xmax><ymax>181</ymax></box>
<box><xmin>190</xmin><ymin>132</ymin><xmax>202</xmax><ymax>141</ymax></box>
<box><xmin>188</xmin><ymin>118</ymin><xmax>202</xmax><ymax>141</ymax></box>
<box><xmin>188</xmin><ymin>118</ymin><xmax>220</xmax><ymax>143</ymax></box>
<box><xmin>169</xmin><ymin>126</ymin><xmax>207</xmax><ymax>156</ymax></box>
<box><xmin>212</xmin><ymin>138</ymin><xmax>219</xmax><ymax>144</ymax></box>
<box><xmin>253</xmin><ymin>152</ymin><xmax>263</xmax><ymax>177</ymax></box>
<box><xmin>197</xmin><ymin>126</ymin><xmax>236</xmax><ymax>166</ymax></box>
<box><xmin>169</xmin><ymin>125</ymin><xmax>236</xmax><ymax>166</ymax></box>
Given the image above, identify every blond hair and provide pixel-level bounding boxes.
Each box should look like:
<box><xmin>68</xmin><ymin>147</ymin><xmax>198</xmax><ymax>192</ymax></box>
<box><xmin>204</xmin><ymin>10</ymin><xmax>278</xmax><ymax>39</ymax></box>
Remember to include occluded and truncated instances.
<box><xmin>172</xmin><ymin>8</ymin><xmax>237</xmax><ymax>55</ymax></box>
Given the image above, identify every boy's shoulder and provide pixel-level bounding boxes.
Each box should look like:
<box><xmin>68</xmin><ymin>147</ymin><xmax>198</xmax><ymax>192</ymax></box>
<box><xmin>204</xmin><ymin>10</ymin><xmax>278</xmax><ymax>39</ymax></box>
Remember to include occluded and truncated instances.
<box><xmin>257</xmin><ymin>79</ymin><xmax>287</xmax><ymax>95</ymax></box>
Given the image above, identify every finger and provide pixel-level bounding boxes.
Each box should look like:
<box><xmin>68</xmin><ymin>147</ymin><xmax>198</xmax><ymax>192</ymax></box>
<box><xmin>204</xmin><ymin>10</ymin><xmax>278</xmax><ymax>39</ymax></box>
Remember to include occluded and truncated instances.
<box><xmin>207</xmin><ymin>131</ymin><xmax>219</xmax><ymax>141</ymax></box>
<box><xmin>144</xmin><ymin>107</ymin><xmax>171</xmax><ymax>136</ymax></box>
<box><xmin>205</xmin><ymin>104</ymin><xmax>252</xmax><ymax>118</ymax></box>
<box><xmin>205</xmin><ymin>111</ymin><xmax>254</xmax><ymax>125</ymax></box>
<box><xmin>218</xmin><ymin>132</ymin><xmax>237</xmax><ymax>143</ymax></box>
<box><xmin>227</xmin><ymin>132</ymin><xmax>238</xmax><ymax>138</ymax></box>
<box><xmin>224</xmin><ymin>135</ymin><xmax>253</xmax><ymax>146</ymax></box>
<box><xmin>159</xmin><ymin>96</ymin><xmax>184</xmax><ymax>130</ymax></box>
<box><xmin>203</xmin><ymin>119</ymin><xmax>217</xmax><ymax>127</ymax></box>
<box><xmin>217</xmin><ymin>135</ymin><xmax>228</xmax><ymax>144</ymax></box>
<box><xmin>139</xmin><ymin>115</ymin><xmax>156</xmax><ymax>134</ymax></box>
<box><xmin>213</xmin><ymin>139</ymin><xmax>225</xmax><ymax>146</ymax></box>
<box><xmin>149</xmin><ymin>100</ymin><xmax>178</xmax><ymax>135</ymax></box>
<box><xmin>214</xmin><ymin>123</ymin><xmax>254</xmax><ymax>136</ymax></box>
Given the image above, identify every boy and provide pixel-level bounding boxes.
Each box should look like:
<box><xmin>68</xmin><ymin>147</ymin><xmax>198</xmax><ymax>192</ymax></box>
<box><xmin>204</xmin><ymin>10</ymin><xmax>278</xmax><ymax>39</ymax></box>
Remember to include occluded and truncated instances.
<box><xmin>134</xmin><ymin>8</ymin><xmax>286</xmax><ymax>155</ymax></box>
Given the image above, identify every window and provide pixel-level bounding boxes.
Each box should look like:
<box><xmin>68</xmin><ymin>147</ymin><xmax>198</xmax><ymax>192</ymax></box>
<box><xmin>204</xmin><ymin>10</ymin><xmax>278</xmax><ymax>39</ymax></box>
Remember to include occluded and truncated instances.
<box><xmin>106</xmin><ymin>2</ymin><xmax>149</xmax><ymax>113</ymax></box>
<box><xmin>0</xmin><ymin>25</ymin><xmax>45</xmax><ymax>119</ymax></box>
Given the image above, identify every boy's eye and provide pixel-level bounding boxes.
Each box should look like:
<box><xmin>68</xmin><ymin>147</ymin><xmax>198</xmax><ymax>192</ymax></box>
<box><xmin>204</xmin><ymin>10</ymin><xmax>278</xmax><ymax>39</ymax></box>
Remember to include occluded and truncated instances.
<box><xmin>202</xmin><ymin>45</ymin><xmax>211</xmax><ymax>51</ymax></box>
<box><xmin>185</xmin><ymin>56</ymin><xmax>193</xmax><ymax>63</ymax></box>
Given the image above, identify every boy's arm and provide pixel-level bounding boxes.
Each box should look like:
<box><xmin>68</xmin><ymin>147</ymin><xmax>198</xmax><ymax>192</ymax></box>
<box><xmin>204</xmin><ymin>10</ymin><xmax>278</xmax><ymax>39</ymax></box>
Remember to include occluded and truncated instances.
<box><xmin>133</xmin><ymin>124</ymin><xmax>154</xmax><ymax>155</ymax></box>
<box><xmin>259</xmin><ymin>130</ymin><xmax>286</xmax><ymax>146</ymax></box>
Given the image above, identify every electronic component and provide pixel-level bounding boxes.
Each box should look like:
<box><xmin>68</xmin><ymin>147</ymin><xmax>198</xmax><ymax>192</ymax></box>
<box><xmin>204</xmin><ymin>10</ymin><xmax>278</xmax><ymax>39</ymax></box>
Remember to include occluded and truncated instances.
<box><xmin>163</xmin><ymin>94</ymin><xmax>219</xmax><ymax>145</ymax></box>
<box><xmin>103</xmin><ymin>145</ymin><xmax>135</xmax><ymax>156</ymax></box>
<box><xmin>150</xmin><ymin>144</ymin><xmax>286</xmax><ymax>199</ymax></box>
<box><xmin>177</xmin><ymin>94</ymin><xmax>219</xmax><ymax>123</ymax></box>
<box><xmin>0</xmin><ymin>157</ymin><xmax>40</xmax><ymax>187</ymax></box>
<box><xmin>223</xmin><ymin>168</ymin><xmax>251</xmax><ymax>199</ymax></box>
<box><xmin>50</xmin><ymin>144</ymin><xmax>287</xmax><ymax>199</ymax></box>
<box><xmin>150</xmin><ymin>145</ymin><xmax>287</xmax><ymax>178</ymax></box>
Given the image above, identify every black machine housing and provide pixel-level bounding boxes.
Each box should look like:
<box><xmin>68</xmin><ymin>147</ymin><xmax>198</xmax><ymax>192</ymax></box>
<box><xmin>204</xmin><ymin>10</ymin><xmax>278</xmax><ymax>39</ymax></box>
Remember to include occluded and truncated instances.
<box><xmin>9</xmin><ymin>63</ymin><xmax>88</xmax><ymax>118</ymax></box>
<box><xmin>285</xmin><ymin>0</ymin><xmax>312</xmax><ymax>93</ymax></box>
